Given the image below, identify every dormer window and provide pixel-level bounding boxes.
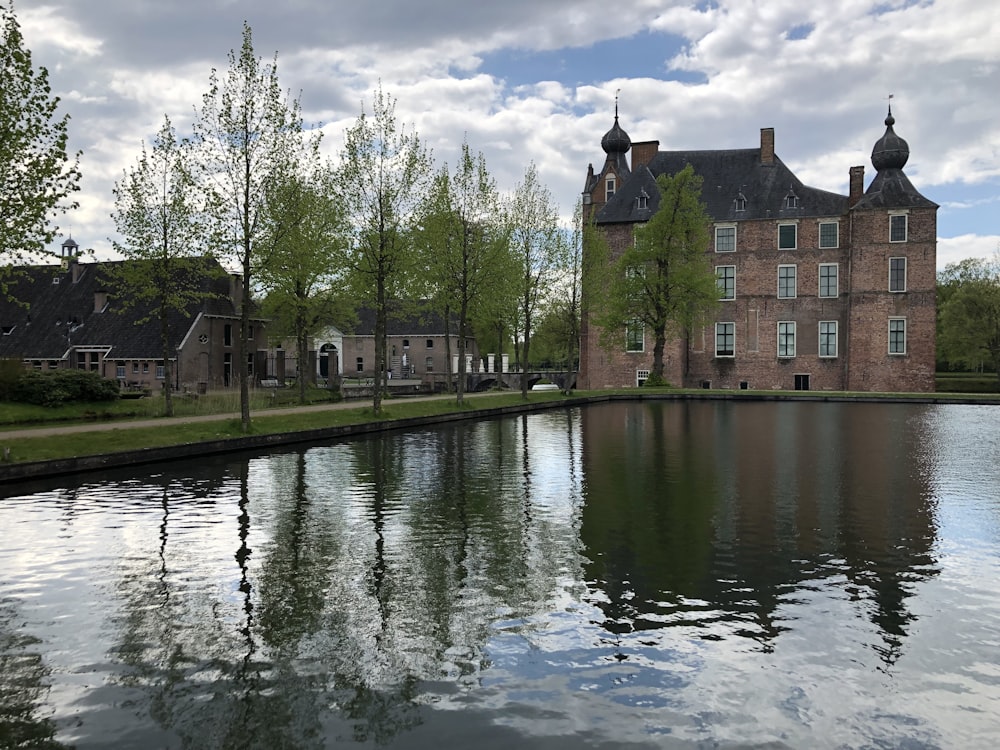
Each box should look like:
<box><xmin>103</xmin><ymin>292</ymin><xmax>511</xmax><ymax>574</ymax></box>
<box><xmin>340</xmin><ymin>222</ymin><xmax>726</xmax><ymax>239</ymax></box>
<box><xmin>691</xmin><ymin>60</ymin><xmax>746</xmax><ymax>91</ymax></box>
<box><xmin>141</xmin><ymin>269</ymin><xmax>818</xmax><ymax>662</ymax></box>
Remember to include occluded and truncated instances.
<box><xmin>784</xmin><ymin>187</ymin><xmax>799</xmax><ymax>209</ymax></box>
<box><xmin>734</xmin><ymin>192</ymin><xmax>747</xmax><ymax>212</ymax></box>
<box><xmin>606</xmin><ymin>176</ymin><xmax>616</xmax><ymax>201</ymax></box>
<box><xmin>636</xmin><ymin>190</ymin><xmax>649</xmax><ymax>210</ymax></box>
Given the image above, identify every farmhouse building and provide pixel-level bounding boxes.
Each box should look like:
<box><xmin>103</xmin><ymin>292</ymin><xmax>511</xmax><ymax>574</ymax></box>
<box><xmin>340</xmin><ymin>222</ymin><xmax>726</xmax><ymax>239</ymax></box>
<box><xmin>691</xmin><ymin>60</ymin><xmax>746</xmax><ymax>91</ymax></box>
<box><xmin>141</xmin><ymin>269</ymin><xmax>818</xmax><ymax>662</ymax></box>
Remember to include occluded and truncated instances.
<box><xmin>579</xmin><ymin>107</ymin><xmax>938</xmax><ymax>392</ymax></box>
<box><xmin>0</xmin><ymin>242</ymin><xmax>268</xmax><ymax>393</ymax></box>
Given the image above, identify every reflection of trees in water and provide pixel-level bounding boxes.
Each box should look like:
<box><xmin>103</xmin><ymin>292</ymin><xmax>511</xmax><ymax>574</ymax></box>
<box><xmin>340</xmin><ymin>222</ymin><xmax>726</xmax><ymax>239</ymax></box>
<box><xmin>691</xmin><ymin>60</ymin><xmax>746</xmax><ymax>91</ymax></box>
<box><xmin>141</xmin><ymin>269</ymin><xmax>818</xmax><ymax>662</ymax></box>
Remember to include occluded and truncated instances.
<box><xmin>0</xmin><ymin>601</ymin><xmax>68</xmax><ymax>750</ymax></box>
<box><xmin>580</xmin><ymin>401</ymin><xmax>940</xmax><ymax>665</ymax></box>
<box><xmin>98</xmin><ymin>414</ymin><xmax>586</xmax><ymax>746</ymax></box>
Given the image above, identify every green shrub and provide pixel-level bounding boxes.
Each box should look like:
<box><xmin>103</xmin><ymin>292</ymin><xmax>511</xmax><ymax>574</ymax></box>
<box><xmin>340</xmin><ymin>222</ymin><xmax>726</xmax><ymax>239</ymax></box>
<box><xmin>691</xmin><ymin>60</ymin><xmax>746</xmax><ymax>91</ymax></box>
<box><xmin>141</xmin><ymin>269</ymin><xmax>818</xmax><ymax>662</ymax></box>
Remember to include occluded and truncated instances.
<box><xmin>11</xmin><ymin>369</ymin><xmax>120</xmax><ymax>407</ymax></box>
<box><xmin>643</xmin><ymin>372</ymin><xmax>671</xmax><ymax>388</ymax></box>
<box><xmin>0</xmin><ymin>358</ymin><xmax>23</xmax><ymax>401</ymax></box>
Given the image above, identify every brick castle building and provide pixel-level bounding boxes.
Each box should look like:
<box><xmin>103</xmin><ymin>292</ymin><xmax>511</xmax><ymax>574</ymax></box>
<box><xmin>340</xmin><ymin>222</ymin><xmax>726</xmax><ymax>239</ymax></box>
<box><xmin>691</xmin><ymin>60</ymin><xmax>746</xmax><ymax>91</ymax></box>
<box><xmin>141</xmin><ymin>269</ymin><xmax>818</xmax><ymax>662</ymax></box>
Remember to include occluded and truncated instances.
<box><xmin>579</xmin><ymin>107</ymin><xmax>937</xmax><ymax>392</ymax></box>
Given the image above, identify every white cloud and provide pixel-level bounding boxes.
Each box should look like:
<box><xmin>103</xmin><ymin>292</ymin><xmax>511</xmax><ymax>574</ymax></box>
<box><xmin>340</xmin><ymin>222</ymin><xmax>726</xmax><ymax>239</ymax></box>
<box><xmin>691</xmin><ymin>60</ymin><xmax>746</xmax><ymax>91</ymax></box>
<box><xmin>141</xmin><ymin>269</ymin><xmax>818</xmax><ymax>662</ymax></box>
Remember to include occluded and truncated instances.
<box><xmin>8</xmin><ymin>0</ymin><xmax>999</xmax><ymax>267</ymax></box>
<box><xmin>938</xmin><ymin>235</ymin><xmax>1000</xmax><ymax>271</ymax></box>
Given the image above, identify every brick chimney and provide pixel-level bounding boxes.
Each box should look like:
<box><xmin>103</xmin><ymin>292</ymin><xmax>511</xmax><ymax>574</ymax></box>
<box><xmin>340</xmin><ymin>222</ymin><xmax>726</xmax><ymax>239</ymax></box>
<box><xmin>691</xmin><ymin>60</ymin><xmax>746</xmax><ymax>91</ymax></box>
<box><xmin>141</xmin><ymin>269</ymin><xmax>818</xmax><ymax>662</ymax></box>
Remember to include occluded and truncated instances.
<box><xmin>849</xmin><ymin>165</ymin><xmax>865</xmax><ymax>207</ymax></box>
<box><xmin>631</xmin><ymin>140</ymin><xmax>660</xmax><ymax>171</ymax></box>
<box><xmin>760</xmin><ymin>128</ymin><xmax>775</xmax><ymax>165</ymax></box>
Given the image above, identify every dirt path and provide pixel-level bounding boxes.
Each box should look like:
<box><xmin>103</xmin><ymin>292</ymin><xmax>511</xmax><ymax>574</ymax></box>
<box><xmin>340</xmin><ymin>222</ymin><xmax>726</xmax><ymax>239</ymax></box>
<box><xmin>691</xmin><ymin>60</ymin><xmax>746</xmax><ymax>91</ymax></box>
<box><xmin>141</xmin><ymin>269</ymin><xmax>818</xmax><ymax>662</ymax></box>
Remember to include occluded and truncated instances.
<box><xmin>0</xmin><ymin>393</ymin><xmax>473</xmax><ymax>440</ymax></box>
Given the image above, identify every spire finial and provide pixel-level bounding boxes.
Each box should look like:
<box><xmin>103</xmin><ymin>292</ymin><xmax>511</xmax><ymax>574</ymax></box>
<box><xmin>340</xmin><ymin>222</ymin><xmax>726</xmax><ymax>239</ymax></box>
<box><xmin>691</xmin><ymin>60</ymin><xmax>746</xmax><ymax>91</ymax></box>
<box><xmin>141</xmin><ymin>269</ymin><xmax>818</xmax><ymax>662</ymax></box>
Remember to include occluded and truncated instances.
<box><xmin>886</xmin><ymin>93</ymin><xmax>895</xmax><ymax>125</ymax></box>
<box><xmin>615</xmin><ymin>88</ymin><xmax>620</xmax><ymax>120</ymax></box>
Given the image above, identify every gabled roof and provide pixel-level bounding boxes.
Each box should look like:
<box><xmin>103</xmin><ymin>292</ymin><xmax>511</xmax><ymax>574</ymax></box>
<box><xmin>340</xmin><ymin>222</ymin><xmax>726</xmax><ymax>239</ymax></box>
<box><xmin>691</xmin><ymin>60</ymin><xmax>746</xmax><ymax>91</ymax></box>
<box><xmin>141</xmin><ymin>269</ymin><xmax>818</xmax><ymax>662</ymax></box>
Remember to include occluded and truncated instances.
<box><xmin>351</xmin><ymin>303</ymin><xmax>465</xmax><ymax>337</ymax></box>
<box><xmin>597</xmin><ymin>147</ymin><xmax>848</xmax><ymax>225</ymax></box>
<box><xmin>0</xmin><ymin>257</ymin><xmax>241</xmax><ymax>360</ymax></box>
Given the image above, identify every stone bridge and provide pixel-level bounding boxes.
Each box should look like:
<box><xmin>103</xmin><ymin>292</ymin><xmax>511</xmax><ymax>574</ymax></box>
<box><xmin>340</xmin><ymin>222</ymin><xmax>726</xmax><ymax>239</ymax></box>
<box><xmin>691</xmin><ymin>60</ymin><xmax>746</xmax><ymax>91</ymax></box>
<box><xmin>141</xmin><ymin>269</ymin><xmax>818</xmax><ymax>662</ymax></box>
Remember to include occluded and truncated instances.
<box><xmin>467</xmin><ymin>369</ymin><xmax>576</xmax><ymax>392</ymax></box>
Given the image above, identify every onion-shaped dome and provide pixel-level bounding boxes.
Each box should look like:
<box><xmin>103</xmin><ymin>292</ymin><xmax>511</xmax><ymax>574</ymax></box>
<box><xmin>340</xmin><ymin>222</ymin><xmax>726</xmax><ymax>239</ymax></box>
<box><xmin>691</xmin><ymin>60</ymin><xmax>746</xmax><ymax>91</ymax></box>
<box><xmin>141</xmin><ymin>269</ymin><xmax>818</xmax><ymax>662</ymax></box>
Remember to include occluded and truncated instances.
<box><xmin>871</xmin><ymin>107</ymin><xmax>910</xmax><ymax>171</ymax></box>
<box><xmin>601</xmin><ymin>115</ymin><xmax>631</xmax><ymax>155</ymax></box>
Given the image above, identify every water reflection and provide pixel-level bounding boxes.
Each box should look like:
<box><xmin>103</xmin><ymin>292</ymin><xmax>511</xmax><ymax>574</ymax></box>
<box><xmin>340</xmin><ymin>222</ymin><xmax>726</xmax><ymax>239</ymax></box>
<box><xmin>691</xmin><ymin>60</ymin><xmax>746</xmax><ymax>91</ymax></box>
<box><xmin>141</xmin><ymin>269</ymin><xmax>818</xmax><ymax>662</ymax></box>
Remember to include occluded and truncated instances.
<box><xmin>2</xmin><ymin>401</ymin><xmax>999</xmax><ymax>748</ymax></box>
<box><xmin>580</xmin><ymin>401</ymin><xmax>939</xmax><ymax>664</ymax></box>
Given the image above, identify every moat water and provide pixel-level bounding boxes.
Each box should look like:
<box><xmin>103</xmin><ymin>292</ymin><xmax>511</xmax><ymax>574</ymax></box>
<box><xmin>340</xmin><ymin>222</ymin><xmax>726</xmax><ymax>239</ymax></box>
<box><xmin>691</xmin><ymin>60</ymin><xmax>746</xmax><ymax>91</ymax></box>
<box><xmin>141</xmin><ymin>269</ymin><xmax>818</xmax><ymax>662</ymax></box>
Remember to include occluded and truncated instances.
<box><xmin>1</xmin><ymin>400</ymin><xmax>999</xmax><ymax>749</ymax></box>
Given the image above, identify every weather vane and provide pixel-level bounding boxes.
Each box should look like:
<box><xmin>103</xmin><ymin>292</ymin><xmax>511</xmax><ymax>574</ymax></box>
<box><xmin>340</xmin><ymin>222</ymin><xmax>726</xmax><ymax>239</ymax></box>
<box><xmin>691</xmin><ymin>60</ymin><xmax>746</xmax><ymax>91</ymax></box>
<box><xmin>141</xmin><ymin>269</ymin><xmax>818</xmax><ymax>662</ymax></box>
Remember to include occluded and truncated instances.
<box><xmin>615</xmin><ymin>89</ymin><xmax>620</xmax><ymax>118</ymax></box>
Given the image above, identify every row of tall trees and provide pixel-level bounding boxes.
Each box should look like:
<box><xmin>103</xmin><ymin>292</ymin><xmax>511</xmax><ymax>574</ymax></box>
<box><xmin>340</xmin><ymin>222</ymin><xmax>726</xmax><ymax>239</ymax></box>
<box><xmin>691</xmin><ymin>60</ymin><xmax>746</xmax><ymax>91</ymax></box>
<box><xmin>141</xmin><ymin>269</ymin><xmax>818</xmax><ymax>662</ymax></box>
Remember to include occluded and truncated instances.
<box><xmin>105</xmin><ymin>24</ymin><xmax>572</xmax><ymax>427</ymax></box>
<box><xmin>3</xmin><ymin>0</ymin><xmax>716</xmax><ymax>426</ymax></box>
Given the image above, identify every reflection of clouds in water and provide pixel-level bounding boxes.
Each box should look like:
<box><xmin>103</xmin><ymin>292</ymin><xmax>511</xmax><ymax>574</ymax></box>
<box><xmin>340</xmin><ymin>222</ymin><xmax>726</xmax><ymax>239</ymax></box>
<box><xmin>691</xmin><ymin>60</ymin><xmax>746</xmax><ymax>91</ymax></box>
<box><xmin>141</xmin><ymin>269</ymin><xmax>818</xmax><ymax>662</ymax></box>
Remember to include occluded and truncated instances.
<box><xmin>2</xmin><ymin>403</ymin><xmax>1000</xmax><ymax>747</ymax></box>
<box><xmin>917</xmin><ymin>404</ymin><xmax>1000</xmax><ymax>549</ymax></box>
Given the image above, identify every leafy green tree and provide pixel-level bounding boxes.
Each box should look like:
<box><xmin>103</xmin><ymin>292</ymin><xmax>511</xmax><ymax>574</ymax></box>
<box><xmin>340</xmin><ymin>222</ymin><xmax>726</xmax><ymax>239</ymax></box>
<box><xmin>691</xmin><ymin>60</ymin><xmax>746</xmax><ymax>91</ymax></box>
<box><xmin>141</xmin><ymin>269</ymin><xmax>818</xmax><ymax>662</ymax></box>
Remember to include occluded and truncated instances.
<box><xmin>507</xmin><ymin>163</ymin><xmax>564</xmax><ymax>399</ymax></box>
<box><xmin>937</xmin><ymin>255</ymin><xmax>1000</xmax><ymax>383</ymax></box>
<box><xmin>541</xmin><ymin>200</ymin><xmax>585</xmax><ymax>393</ymax></box>
<box><xmin>337</xmin><ymin>86</ymin><xmax>432</xmax><ymax>415</ymax></box>
<box><xmin>109</xmin><ymin>116</ymin><xmax>215</xmax><ymax>416</ymax></box>
<box><xmin>190</xmin><ymin>22</ymin><xmax>319</xmax><ymax>431</ymax></box>
<box><xmin>418</xmin><ymin>141</ymin><xmax>510</xmax><ymax>404</ymax></box>
<box><xmin>258</xmin><ymin>163</ymin><xmax>351</xmax><ymax>404</ymax></box>
<box><xmin>0</xmin><ymin>0</ymin><xmax>81</xmax><ymax>276</ymax></box>
<box><xmin>592</xmin><ymin>165</ymin><xmax>717</xmax><ymax>383</ymax></box>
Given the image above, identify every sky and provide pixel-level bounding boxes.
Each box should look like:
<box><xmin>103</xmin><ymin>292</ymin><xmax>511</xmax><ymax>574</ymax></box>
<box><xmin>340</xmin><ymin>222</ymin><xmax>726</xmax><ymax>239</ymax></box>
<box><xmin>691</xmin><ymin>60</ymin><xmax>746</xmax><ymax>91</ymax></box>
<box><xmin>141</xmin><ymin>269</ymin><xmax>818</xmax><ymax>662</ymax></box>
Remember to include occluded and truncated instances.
<box><xmin>13</xmin><ymin>0</ymin><xmax>1000</xmax><ymax>270</ymax></box>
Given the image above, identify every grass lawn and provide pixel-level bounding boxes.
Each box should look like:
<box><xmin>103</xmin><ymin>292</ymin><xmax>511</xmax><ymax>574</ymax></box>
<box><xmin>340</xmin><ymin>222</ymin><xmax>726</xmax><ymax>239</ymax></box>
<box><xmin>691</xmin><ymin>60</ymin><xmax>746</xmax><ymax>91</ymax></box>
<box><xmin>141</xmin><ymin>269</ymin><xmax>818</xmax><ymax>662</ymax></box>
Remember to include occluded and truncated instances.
<box><xmin>3</xmin><ymin>380</ymin><xmax>998</xmax><ymax>467</ymax></box>
<box><xmin>0</xmin><ymin>391</ymin><xmax>571</xmax><ymax>464</ymax></box>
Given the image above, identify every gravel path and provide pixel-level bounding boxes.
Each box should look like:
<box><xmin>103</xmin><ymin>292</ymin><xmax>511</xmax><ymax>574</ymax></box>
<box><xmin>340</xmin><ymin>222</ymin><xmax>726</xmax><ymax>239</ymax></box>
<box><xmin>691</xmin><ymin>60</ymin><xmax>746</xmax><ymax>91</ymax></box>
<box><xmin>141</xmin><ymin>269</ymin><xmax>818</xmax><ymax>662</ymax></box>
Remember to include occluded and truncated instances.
<box><xmin>0</xmin><ymin>393</ymin><xmax>470</xmax><ymax>440</ymax></box>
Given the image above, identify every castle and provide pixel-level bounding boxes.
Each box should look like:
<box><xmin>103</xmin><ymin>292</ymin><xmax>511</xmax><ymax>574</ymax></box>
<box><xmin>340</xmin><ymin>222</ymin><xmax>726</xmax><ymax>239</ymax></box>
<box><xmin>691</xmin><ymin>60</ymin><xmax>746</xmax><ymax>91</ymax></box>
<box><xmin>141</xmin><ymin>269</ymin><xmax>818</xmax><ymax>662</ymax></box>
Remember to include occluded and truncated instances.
<box><xmin>579</xmin><ymin>107</ymin><xmax>937</xmax><ymax>392</ymax></box>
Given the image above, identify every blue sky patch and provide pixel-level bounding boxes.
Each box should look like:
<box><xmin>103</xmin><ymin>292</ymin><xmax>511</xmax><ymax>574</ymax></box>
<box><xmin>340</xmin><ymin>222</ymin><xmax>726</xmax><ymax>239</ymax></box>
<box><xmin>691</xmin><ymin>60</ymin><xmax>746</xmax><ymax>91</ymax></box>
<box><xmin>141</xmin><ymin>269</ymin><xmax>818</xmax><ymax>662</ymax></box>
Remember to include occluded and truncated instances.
<box><xmin>475</xmin><ymin>30</ymin><xmax>696</xmax><ymax>89</ymax></box>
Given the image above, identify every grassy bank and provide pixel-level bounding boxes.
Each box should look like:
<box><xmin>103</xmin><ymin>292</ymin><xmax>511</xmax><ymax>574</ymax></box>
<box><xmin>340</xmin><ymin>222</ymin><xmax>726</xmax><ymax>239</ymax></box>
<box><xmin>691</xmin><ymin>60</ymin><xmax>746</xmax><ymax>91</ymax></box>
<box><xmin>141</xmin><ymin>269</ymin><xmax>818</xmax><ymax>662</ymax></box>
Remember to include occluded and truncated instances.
<box><xmin>0</xmin><ymin>391</ymin><xmax>570</xmax><ymax>464</ymax></box>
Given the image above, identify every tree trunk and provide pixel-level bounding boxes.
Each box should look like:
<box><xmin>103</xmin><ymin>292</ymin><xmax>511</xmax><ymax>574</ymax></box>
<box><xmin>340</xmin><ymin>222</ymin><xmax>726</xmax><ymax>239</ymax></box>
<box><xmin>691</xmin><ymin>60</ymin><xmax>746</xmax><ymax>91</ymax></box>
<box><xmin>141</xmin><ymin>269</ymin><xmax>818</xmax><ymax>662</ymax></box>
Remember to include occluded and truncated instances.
<box><xmin>160</xmin><ymin>297</ymin><xmax>174</xmax><ymax>417</ymax></box>
<box><xmin>456</xmin><ymin>303</ymin><xmax>468</xmax><ymax>406</ymax></box>
<box><xmin>239</xmin><ymin>255</ymin><xmax>252</xmax><ymax>433</ymax></box>
<box><xmin>297</xmin><ymin>328</ymin><xmax>308</xmax><ymax>405</ymax></box>
<box><xmin>373</xmin><ymin>276</ymin><xmax>386</xmax><ymax>415</ymax></box>
<box><xmin>520</xmin><ymin>306</ymin><xmax>531</xmax><ymax>400</ymax></box>
<box><xmin>443</xmin><ymin>303</ymin><xmax>453</xmax><ymax>395</ymax></box>
<box><xmin>652</xmin><ymin>327</ymin><xmax>667</xmax><ymax>380</ymax></box>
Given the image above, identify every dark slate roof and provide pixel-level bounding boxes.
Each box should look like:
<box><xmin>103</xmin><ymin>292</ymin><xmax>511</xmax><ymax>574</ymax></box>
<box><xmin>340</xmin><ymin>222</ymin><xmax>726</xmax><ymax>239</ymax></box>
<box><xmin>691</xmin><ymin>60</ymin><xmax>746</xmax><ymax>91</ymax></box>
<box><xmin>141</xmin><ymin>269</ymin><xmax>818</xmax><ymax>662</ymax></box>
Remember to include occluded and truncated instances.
<box><xmin>351</xmin><ymin>303</ymin><xmax>463</xmax><ymax>337</ymax></box>
<box><xmin>0</xmin><ymin>257</ymin><xmax>241</xmax><ymax>360</ymax></box>
<box><xmin>597</xmin><ymin>147</ymin><xmax>848</xmax><ymax>225</ymax></box>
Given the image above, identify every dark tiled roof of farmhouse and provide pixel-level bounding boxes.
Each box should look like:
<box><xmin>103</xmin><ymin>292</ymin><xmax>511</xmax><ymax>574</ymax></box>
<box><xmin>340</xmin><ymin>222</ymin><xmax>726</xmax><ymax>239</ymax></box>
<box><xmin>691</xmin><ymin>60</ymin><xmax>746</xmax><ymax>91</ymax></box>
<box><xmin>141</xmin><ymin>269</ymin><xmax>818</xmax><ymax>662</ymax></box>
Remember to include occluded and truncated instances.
<box><xmin>0</xmin><ymin>257</ymin><xmax>240</xmax><ymax>360</ymax></box>
<box><xmin>352</xmin><ymin>304</ymin><xmax>462</xmax><ymax>337</ymax></box>
<box><xmin>596</xmin><ymin>148</ymin><xmax>849</xmax><ymax>224</ymax></box>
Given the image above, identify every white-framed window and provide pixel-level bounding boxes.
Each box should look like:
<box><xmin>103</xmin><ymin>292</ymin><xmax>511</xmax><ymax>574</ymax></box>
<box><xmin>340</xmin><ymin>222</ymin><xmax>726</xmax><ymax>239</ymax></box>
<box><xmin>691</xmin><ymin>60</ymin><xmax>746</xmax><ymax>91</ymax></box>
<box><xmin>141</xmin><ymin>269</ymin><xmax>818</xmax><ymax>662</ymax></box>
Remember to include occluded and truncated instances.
<box><xmin>890</xmin><ymin>213</ymin><xmax>908</xmax><ymax>243</ymax></box>
<box><xmin>156</xmin><ymin>363</ymin><xmax>165</xmax><ymax>379</ymax></box>
<box><xmin>734</xmin><ymin>194</ymin><xmax>747</xmax><ymax>212</ymax></box>
<box><xmin>626</xmin><ymin>320</ymin><xmax>644</xmax><ymax>352</ymax></box>
<box><xmin>819</xmin><ymin>221</ymin><xmax>839</xmax><ymax>249</ymax></box>
<box><xmin>116</xmin><ymin>363</ymin><xmax>126</xmax><ymax>378</ymax></box>
<box><xmin>889</xmin><ymin>318</ymin><xmax>907</xmax><ymax>354</ymax></box>
<box><xmin>142</xmin><ymin>362</ymin><xmax>149</xmax><ymax>374</ymax></box>
<box><xmin>715</xmin><ymin>225</ymin><xmax>736</xmax><ymax>253</ymax></box>
<box><xmin>715</xmin><ymin>322</ymin><xmax>735</xmax><ymax>357</ymax></box>
<box><xmin>778</xmin><ymin>264</ymin><xmax>797</xmax><ymax>298</ymax></box>
<box><xmin>637</xmin><ymin>192</ymin><xmax>649</xmax><ymax>210</ymax></box>
<box><xmin>889</xmin><ymin>257</ymin><xmax>907</xmax><ymax>292</ymax></box>
<box><xmin>716</xmin><ymin>265</ymin><xmax>736</xmax><ymax>300</ymax></box>
<box><xmin>778</xmin><ymin>223</ymin><xmax>797</xmax><ymax>250</ymax></box>
<box><xmin>606</xmin><ymin>176</ymin><xmax>616</xmax><ymax>201</ymax></box>
<box><xmin>425</xmin><ymin>356</ymin><xmax>434</xmax><ymax>372</ymax></box>
<box><xmin>778</xmin><ymin>321</ymin><xmax>796</xmax><ymax>358</ymax></box>
<box><xmin>636</xmin><ymin>369</ymin><xmax>650</xmax><ymax>387</ymax></box>
<box><xmin>819</xmin><ymin>321</ymin><xmax>838</xmax><ymax>358</ymax></box>
<box><xmin>819</xmin><ymin>263</ymin><xmax>839</xmax><ymax>298</ymax></box>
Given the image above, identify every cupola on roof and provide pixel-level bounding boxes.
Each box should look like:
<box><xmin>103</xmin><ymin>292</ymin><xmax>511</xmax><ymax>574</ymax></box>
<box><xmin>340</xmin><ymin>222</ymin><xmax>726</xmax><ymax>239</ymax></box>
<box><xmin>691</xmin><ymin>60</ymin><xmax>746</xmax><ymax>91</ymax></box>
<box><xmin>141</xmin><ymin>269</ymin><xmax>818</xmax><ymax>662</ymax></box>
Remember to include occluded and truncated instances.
<box><xmin>601</xmin><ymin>114</ymin><xmax>631</xmax><ymax>155</ymax></box>
<box><xmin>871</xmin><ymin>105</ymin><xmax>910</xmax><ymax>171</ymax></box>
